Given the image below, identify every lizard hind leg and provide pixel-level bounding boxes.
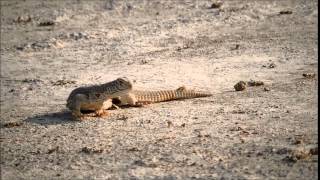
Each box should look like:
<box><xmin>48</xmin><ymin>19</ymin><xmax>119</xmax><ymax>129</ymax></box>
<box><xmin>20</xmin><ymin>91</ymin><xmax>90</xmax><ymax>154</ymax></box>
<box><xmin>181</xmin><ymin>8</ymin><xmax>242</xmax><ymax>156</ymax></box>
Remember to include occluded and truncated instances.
<box><xmin>176</xmin><ymin>86</ymin><xmax>187</xmax><ymax>91</ymax></box>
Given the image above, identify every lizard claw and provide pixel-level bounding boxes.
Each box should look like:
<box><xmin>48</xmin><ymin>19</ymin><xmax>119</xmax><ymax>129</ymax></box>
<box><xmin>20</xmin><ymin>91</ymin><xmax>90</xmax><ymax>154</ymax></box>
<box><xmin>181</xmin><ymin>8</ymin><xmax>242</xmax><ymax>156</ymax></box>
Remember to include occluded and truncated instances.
<box><xmin>73</xmin><ymin>115</ymin><xmax>86</xmax><ymax>121</ymax></box>
<box><xmin>72</xmin><ymin>112</ymin><xmax>86</xmax><ymax>121</ymax></box>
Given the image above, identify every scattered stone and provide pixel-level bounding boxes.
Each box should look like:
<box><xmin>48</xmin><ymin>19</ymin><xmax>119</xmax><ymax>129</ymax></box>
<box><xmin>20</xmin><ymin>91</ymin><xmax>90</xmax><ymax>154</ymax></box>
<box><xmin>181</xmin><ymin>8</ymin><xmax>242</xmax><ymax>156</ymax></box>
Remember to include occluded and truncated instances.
<box><xmin>285</xmin><ymin>148</ymin><xmax>312</xmax><ymax>162</ymax></box>
<box><xmin>291</xmin><ymin>135</ymin><xmax>305</xmax><ymax>145</ymax></box>
<box><xmin>231</xmin><ymin>110</ymin><xmax>246</xmax><ymax>114</ymax></box>
<box><xmin>167</xmin><ymin>120</ymin><xmax>173</xmax><ymax>128</ymax></box>
<box><xmin>14</xmin><ymin>15</ymin><xmax>32</xmax><ymax>23</ymax></box>
<box><xmin>127</xmin><ymin>147</ymin><xmax>141</xmax><ymax>152</ymax></box>
<box><xmin>81</xmin><ymin>146</ymin><xmax>104</xmax><ymax>154</ymax></box>
<box><xmin>3</xmin><ymin>122</ymin><xmax>23</xmax><ymax>128</ymax></box>
<box><xmin>309</xmin><ymin>147</ymin><xmax>318</xmax><ymax>155</ymax></box>
<box><xmin>302</xmin><ymin>73</ymin><xmax>315</xmax><ymax>79</ymax></box>
<box><xmin>69</xmin><ymin>32</ymin><xmax>89</xmax><ymax>40</ymax></box>
<box><xmin>247</xmin><ymin>80</ymin><xmax>264</xmax><ymax>86</ymax></box>
<box><xmin>264</xmin><ymin>87</ymin><xmax>270</xmax><ymax>91</ymax></box>
<box><xmin>47</xmin><ymin>146</ymin><xmax>59</xmax><ymax>154</ymax></box>
<box><xmin>177</xmin><ymin>46</ymin><xmax>182</xmax><ymax>51</ymax></box>
<box><xmin>18</xmin><ymin>39</ymin><xmax>64</xmax><ymax>51</ymax></box>
<box><xmin>279</xmin><ymin>10</ymin><xmax>293</xmax><ymax>15</ymax></box>
<box><xmin>22</xmin><ymin>78</ymin><xmax>42</xmax><ymax>83</ymax></box>
<box><xmin>16</xmin><ymin>46</ymin><xmax>25</xmax><ymax>51</ymax></box>
<box><xmin>181</xmin><ymin>123</ymin><xmax>186</xmax><ymax>127</ymax></box>
<box><xmin>52</xmin><ymin>40</ymin><xmax>64</xmax><ymax>48</ymax></box>
<box><xmin>30</xmin><ymin>42</ymin><xmax>51</xmax><ymax>49</ymax></box>
<box><xmin>117</xmin><ymin>115</ymin><xmax>128</xmax><ymax>121</ymax></box>
<box><xmin>127</xmin><ymin>61</ymin><xmax>134</xmax><ymax>65</ymax></box>
<box><xmin>262</xmin><ymin>62</ymin><xmax>276</xmax><ymax>68</ymax></box>
<box><xmin>132</xmin><ymin>160</ymin><xmax>146</xmax><ymax>166</ymax></box>
<box><xmin>276</xmin><ymin>148</ymin><xmax>291</xmax><ymax>155</ymax></box>
<box><xmin>231</xmin><ymin>44</ymin><xmax>240</xmax><ymax>51</ymax></box>
<box><xmin>209</xmin><ymin>1</ymin><xmax>223</xmax><ymax>9</ymax></box>
<box><xmin>141</xmin><ymin>60</ymin><xmax>148</xmax><ymax>64</ymax></box>
<box><xmin>39</xmin><ymin>20</ymin><xmax>55</xmax><ymax>26</ymax></box>
<box><xmin>126</xmin><ymin>4</ymin><xmax>133</xmax><ymax>11</ymax></box>
<box><xmin>268</xmin><ymin>63</ymin><xmax>276</xmax><ymax>68</ymax></box>
<box><xmin>240</xmin><ymin>130</ymin><xmax>250</xmax><ymax>136</ymax></box>
<box><xmin>272</xmin><ymin>115</ymin><xmax>281</xmax><ymax>119</ymax></box>
<box><xmin>9</xmin><ymin>89</ymin><xmax>15</xmax><ymax>93</ymax></box>
<box><xmin>105</xmin><ymin>0</ymin><xmax>114</xmax><ymax>10</ymax></box>
<box><xmin>230</xmin><ymin>126</ymin><xmax>244</xmax><ymax>131</ymax></box>
<box><xmin>51</xmin><ymin>80</ymin><xmax>76</xmax><ymax>86</ymax></box>
<box><xmin>293</xmin><ymin>139</ymin><xmax>303</xmax><ymax>145</ymax></box>
<box><xmin>234</xmin><ymin>81</ymin><xmax>247</xmax><ymax>91</ymax></box>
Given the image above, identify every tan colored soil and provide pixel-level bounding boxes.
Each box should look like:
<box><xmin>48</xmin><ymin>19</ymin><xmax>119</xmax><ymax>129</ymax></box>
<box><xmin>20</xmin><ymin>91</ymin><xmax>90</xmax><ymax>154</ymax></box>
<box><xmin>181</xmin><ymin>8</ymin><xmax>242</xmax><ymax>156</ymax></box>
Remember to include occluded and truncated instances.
<box><xmin>1</xmin><ymin>0</ymin><xmax>318</xmax><ymax>179</ymax></box>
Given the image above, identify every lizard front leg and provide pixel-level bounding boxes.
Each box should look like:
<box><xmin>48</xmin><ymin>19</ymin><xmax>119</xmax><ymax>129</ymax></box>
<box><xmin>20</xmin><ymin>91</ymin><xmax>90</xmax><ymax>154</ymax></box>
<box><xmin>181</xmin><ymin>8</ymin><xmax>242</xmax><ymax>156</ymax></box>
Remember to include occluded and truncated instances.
<box><xmin>71</xmin><ymin>94</ymin><xmax>87</xmax><ymax>121</ymax></box>
<box><xmin>95</xmin><ymin>108</ymin><xmax>109</xmax><ymax>117</ymax></box>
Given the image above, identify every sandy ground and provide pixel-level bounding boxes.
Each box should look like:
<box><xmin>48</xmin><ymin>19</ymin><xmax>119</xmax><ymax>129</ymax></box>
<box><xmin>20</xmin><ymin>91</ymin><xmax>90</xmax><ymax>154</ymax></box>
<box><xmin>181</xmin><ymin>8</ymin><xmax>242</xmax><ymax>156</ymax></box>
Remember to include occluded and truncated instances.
<box><xmin>0</xmin><ymin>0</ymin><xmax>318</xmax><ymax>179</ymax></box>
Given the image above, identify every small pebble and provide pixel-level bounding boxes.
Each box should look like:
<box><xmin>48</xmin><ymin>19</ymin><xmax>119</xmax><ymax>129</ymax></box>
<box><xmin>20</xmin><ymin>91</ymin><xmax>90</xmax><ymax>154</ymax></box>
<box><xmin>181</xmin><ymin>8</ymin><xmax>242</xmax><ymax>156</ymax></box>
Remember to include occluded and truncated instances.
<box><xmin>234</xmin><ymin>81</ymin><xmax>247</xmax><ymax>91</ymax></box>
<box><xmin>209</xmin><ymin>2</ymin><xmax>223</xmax><ymax>9</ymax></box>
<box><xmin>247</xmin><ymin>80</ymin><xmax>264</xmax><ymax>86</ymax></box>
<box><xmin>39</xmin><ymin>21</ymin><xmax>55</xmax><ymax>26</ymax></box>
<box><xmin>268</xmin><ymin>63</ymin><xmax>276</xmax><ymax>68</ymax></box>
<box><xmin>279</xmin><ymin>10</ymin><xmax>293</xmax><ymax>15</ymax></box>
<box><xmin>167</xmin><ymin>120</ymin><xmax>173</xmax><ymax>127</ymax></box>
<box><xmin>264</xmin><ymin>87</ymin><xmax>270</xmax><ymax>91</ymax></box>
<box><xmin>302</xmin><ymin>73</ymin><xmax>315</xmax><ymax>79</ymax></box>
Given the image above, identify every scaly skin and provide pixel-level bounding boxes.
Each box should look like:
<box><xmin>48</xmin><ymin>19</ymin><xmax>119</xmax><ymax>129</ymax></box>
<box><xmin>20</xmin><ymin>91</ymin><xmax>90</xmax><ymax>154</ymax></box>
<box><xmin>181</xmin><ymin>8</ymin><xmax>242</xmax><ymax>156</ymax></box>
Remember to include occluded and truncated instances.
<box><xmin>115</xmin><ymin>86</ymin><xmax>212</xmax><ymax>106</ymax></box>
<box><xmin>66</xmin><ymin>77</ymin><xmax>132</xmax><ymax>120</ymax></box>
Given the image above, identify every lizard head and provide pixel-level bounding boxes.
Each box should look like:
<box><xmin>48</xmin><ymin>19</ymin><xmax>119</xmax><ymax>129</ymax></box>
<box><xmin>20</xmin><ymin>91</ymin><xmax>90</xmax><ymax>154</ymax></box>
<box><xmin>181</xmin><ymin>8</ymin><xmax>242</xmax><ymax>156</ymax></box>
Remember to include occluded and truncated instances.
<box><xmin>115</xmin><ymin>77</ymin><xmax>133</xmax><ymax>90</ymax></box>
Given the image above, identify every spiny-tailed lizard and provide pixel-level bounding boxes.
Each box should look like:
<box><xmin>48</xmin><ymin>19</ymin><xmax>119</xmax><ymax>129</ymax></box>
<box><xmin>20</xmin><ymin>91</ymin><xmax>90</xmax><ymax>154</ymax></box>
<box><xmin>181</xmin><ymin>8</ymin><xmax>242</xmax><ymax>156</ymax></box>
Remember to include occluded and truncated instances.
<box><xmin>66</xmin><ymin>77</ymin><xmax>132</xmax><ymax>120</ymax></box>
<box><xmin>67</xmin><ymin>77</ymin><xmax>212</xmax><ymax>120</ymax></box>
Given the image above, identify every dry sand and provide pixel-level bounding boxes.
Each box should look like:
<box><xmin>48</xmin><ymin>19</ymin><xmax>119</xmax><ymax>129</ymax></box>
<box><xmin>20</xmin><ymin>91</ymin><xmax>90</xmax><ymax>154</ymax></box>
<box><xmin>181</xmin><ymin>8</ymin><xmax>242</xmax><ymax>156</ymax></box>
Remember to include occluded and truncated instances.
<box><xmin>0</xmin><ymin>0</ymin><xmax>318</xmax><ymax>179</ymax></box>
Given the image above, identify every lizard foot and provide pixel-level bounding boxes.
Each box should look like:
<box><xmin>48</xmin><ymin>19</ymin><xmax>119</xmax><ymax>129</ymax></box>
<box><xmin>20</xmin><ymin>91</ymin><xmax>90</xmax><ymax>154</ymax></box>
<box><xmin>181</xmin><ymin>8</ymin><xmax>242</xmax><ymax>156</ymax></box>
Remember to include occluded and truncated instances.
<box><xmin>95</xmin><ymin>109</ymin><xmax>109</xmax><ymax>117</ymax></box>
<box><xmin>72</xmin><ymin>113</ymin><xmax>87</xmax><ymax>121</ymax></box>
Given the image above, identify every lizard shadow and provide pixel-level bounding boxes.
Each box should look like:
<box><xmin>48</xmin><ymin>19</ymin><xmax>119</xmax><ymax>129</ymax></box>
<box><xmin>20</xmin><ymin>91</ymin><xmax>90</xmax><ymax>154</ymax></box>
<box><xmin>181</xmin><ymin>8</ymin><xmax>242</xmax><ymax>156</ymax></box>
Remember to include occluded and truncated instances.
<box><xmin>25</xmin><ymin>110</ymin><xmax>77</xmax><ymax>126</ymax></box>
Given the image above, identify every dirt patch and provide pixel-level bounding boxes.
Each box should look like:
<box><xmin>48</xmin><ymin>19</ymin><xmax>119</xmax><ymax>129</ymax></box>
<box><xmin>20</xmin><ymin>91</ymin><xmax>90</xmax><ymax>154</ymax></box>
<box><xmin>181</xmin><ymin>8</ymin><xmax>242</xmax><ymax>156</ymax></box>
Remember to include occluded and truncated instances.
<box><xmin>0</xmin><ymin>0</ymin><xmax>317</xmax><ymax>179</ymax></box>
